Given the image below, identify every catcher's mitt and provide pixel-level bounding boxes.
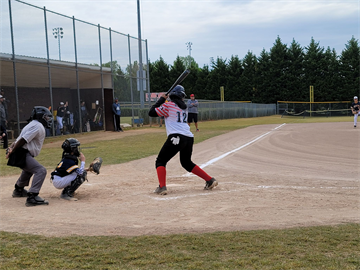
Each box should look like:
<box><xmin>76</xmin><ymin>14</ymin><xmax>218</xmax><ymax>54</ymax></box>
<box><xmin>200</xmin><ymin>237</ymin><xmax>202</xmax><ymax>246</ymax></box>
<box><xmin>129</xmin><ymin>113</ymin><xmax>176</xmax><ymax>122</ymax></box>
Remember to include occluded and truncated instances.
<box><xmin>88</xmin><ymin>157</ymin><xmax>103</xmax><ymax>175</ymax></box>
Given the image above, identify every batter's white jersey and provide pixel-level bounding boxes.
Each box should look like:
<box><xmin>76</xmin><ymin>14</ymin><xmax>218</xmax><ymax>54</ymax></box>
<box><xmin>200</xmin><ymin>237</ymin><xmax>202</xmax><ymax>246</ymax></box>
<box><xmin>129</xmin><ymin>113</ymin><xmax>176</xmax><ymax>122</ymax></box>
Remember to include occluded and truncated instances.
<box><xmin>155</xmin><ymin>101</ymin><xmax>193</xmax><ymax>138</ymax></box>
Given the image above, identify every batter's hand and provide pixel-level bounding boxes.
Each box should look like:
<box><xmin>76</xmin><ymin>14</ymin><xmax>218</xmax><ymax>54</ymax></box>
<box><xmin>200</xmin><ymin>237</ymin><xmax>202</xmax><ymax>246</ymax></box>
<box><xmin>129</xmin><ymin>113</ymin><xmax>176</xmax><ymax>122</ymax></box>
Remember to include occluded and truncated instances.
<box><xmin>161</xmin><ymin>93</ymin><xmax>169</xmax><ymax>99</ymax></box>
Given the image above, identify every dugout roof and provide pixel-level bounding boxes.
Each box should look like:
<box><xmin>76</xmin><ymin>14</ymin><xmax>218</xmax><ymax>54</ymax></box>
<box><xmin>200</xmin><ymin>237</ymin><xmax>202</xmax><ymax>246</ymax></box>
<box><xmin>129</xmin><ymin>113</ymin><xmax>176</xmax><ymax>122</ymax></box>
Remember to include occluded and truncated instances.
<box><xmin>0</xmin><ymin>53</ymin><xmax>112</xmax><ymax>89</ymax></box>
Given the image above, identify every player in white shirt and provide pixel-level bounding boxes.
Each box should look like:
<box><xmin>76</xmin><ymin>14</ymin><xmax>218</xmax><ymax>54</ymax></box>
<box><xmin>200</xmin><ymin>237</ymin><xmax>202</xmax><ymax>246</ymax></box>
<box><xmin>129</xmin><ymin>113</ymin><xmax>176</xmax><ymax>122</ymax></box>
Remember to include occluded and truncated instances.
<box><xmin>6</xmin><ymin>106</ymin><xmax>53</xmax><ymax>206</ymax></box>
<box><xmin>148</xmin><ymin>85</ymin><xmax>218</xmax><ymax>195</ymax></box>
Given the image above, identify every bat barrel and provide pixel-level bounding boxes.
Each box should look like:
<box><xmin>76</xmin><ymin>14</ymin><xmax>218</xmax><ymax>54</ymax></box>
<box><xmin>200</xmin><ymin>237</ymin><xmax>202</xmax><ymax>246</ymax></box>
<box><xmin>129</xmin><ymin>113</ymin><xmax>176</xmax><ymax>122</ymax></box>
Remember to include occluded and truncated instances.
<box><xmin>166</xmin><ymin>69</ymin><xmax>190</xmax><ymax>94</ymax></box>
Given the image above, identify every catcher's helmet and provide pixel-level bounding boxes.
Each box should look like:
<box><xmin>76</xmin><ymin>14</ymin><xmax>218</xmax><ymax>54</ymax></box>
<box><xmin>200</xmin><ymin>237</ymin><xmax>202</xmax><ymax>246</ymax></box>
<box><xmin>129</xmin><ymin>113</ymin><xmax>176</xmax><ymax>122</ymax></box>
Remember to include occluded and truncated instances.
<box><xmin>30</xmin><ymin>106</ymin><xmax>53</xmax><ymax>129</ymax></box>
<box><xmin>169</xmin><ymin>85</ymin><xmax>186</xmax><ymax>100</ymax></box>
<box><xmin>62</xmin><ymin>138</ymin><xmax>81</xmax><ymax>156</ymax></box>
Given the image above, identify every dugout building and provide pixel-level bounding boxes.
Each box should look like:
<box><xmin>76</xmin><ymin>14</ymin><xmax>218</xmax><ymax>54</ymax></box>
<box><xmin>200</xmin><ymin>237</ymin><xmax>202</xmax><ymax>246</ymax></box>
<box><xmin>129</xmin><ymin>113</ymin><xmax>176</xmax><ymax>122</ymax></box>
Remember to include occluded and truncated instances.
<box><xmin>1</xmin><ymin>0</ymin><xmax>149</xmax><ymax>138</ymax></box>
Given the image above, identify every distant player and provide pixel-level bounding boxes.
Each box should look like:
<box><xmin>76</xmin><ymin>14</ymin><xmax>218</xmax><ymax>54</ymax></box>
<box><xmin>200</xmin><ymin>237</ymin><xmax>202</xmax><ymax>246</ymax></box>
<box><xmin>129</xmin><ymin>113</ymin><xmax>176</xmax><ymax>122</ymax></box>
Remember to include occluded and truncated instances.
<box><xmin>187</xmin><ymin>94</ymin><xmax>199</xmax><ymax>131</ymax></box>
<box><xmin>50</xmin><ymin>138</ymin><xmax>89</xmax><ymax>201</ymax></box>
<box><xmin>351</xmin><ymin>96</ymin><xmax>360</xmax><ymax>128</ymax></box>
<box><xmin>6</xmin><ymin>106</ymin><xmax>53</xmax><ymax>207</ymax></box>
<box><xmin>148</xmin><ymin>85</ymin><xmax>218</xmax><ymax>195</ymax></box>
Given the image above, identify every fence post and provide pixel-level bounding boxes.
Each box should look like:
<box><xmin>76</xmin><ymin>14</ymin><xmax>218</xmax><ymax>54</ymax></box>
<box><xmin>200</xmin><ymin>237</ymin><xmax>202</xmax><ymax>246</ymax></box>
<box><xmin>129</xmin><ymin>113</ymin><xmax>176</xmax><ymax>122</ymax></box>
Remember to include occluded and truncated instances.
<box><xmin>43</xmin><ymin>6</ymin><xmax>55</xmax><ymax>136</ymax></box>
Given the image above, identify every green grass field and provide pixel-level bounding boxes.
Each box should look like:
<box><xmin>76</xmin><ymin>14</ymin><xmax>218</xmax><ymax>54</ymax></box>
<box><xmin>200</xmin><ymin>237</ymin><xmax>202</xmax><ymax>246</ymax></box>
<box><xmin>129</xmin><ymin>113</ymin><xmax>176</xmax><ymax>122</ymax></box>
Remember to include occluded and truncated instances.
<box><xmin>1</xmin><ymin>115</ymin><xmax>358</xmax><ymax>269</ymax></box>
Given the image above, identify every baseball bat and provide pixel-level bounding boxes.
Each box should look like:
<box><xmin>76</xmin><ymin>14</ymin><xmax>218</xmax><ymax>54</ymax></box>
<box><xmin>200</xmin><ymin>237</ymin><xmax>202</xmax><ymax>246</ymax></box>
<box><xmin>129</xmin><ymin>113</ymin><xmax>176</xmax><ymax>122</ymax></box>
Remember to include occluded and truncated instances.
<box><xmin>166</xmin><ymin>69</ymin><xmax>190</xmax><ymax>95</ymax></box>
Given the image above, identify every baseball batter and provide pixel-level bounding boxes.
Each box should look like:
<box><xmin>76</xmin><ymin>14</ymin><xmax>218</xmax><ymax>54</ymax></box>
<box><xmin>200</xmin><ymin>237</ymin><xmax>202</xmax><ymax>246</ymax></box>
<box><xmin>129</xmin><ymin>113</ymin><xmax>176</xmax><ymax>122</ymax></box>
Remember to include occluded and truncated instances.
<box><xmin>351</xmin><ymin>96</ymin><xmax>360</xmax><ymax>128</ymax></box>
<box><xmin>50</xmin><ymin>138</ymin><xmax>88</xmax><ymax>201</ymax></box>
<box><xmin>148</xmin><ymin>85</ymin><xmax>218</xmax><ymax>195</ymax></box>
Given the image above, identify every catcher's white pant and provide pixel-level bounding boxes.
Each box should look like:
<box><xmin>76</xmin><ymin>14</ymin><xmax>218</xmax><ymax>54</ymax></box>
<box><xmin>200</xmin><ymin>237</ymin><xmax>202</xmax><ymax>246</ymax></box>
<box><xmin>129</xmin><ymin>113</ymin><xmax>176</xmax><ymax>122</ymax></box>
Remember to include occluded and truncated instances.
<box><xmin>52</xmin><ymin>173</ymin><xmax>77</xmax><ymax>189</ymax></box>
<box><xmin>354</xmin><ymin>111</ymin><xmax>360</xmax><ymax>126</ymax></box>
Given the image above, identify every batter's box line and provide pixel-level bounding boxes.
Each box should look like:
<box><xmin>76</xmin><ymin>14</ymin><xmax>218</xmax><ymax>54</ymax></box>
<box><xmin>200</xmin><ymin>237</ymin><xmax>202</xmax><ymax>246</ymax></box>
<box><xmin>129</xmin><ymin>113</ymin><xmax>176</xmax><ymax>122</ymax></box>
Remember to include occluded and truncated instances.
<box><xmin>183</xmin><ymin>123</ymin><xmax>286</xmax><ymax>177</ymax></box>
<box><xmin>221</xmin><ymin>181</ymin><xmax>358</xmax><ymax>190</ymax></box>
<box><xmin>149</xmin><ymin>189</ymin><xmax>237</xmax><ymax>201</ymax></box>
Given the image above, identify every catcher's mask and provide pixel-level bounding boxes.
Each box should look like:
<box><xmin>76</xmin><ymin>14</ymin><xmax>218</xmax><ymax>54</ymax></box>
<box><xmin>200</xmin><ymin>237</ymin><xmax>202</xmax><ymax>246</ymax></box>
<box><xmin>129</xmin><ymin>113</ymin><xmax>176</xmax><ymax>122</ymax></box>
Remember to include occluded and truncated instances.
<box><xmin>62</xmin><ymin>138</ymin><xmax>81</xmax><ymax>157</ymax></box>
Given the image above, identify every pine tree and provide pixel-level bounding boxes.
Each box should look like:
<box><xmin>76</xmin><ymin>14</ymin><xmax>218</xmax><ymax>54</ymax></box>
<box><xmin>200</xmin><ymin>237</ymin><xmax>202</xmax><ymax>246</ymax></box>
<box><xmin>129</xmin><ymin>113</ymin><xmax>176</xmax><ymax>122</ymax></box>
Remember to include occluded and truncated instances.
<box><xmin>268</xmin><ymin>36</ymin><xmax>289</xmax><ymax>103</ymax></box>
<box><xmin>255</xmin><ymin>49</ymin><xmax>271</xmax><ymax>103</ymax></box>
<box><xmin>340</xmin><ymin>37</ymin><xmax>360</xmax><ymax>98</ymax></box>
<box><xmin>241</xmin><ymin>51</ymin><xmax>257</xmax><ymax>101</ymax></box>
<box><xmin>149</xmin><ymin>56</ymin><xmax>170</xmax><ymax>93</ymax></box>
<box><xmin>303</xmin><ymin>37</ymin><xmax>325</xmax><ymax>102</ymax></box>
<box><xmin>225</xmin><ymin>55</ymin><xmax>243</xmax><ymax>101</ymax></box>
<box><xmin>286</xmin><ymin>39</ymin><xmax>305</xmax><ymax>101</ymax></box>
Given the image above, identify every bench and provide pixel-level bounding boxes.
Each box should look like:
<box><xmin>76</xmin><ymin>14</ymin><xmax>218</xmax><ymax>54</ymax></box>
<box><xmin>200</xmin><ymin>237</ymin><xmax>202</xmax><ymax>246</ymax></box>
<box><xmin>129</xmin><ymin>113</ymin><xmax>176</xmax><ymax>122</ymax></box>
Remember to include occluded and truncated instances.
<box><xmin>132</xmin><ymin>118</ymin><xmax>144</xmax><ymax>127</ymax></box>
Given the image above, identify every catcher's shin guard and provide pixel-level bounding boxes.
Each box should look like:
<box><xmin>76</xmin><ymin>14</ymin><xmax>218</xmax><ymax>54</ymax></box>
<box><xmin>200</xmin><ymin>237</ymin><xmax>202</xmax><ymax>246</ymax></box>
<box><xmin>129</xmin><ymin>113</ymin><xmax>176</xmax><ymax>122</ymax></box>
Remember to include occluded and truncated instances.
<box><xmin>68</xmin><ymin>171</ymin><xmax>87</xmax><ymax>195</ymax></box>
<box><xmin>60</xmin><ymin>186</ymin><xmax>77</xmax><ymax>201</ymax></box>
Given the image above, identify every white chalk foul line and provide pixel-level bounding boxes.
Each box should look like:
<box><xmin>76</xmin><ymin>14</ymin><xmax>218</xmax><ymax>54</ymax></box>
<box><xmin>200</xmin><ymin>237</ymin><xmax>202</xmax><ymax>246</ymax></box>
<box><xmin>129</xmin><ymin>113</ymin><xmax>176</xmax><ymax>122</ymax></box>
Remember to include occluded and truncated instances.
<box><xmin>183</xmin><ymin>123</ymin><xmax>286</xmax><ymax>177</ymax></box>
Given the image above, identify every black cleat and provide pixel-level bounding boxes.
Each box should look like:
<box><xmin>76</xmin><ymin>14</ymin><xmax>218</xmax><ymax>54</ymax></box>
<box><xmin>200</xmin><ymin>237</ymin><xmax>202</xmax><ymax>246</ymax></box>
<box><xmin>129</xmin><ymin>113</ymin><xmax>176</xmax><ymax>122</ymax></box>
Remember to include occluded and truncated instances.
<box><xmin>12</xmin><ymin>187</ymin><xmax>28</xmax><ymax>197</ymax></box>
<box><xmin>154</xmin><ymin>186</ymin><xmax>167</xmax><ymax>195</ymax></box>
<box><xmin>25</xmin><ymin>193</ymin><xmax>49</xmax><ymax>207</ymax></box>
<box><xmin>204</xmin><ymin>178</ymin><xmax>218</xmax><ymax>190</ymax></box>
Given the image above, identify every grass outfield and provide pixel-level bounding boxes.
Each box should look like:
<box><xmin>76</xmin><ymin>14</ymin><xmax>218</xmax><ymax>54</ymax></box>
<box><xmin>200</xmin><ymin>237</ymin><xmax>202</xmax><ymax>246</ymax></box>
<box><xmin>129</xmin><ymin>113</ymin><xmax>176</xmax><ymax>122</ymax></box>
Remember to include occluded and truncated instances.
<box><xmin>1</xmin><ymin>115</ymin><xmax>358</xmax><ymax>269</ymax></box>
<box><xmin>0</xmin><ymin>115</ymin><xmax>353</xmax><ymax>176</ymax></box>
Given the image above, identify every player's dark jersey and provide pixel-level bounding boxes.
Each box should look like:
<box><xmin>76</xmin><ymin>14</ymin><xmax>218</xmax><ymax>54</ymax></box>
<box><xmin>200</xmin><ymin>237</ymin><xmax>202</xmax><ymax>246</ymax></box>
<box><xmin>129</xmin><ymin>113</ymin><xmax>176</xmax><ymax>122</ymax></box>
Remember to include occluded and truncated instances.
<box><xmin>57</xmin><ymin>106</ymin><xmax>66</xmax><ymax>117</ymax></box>
<box><xmin>351</xmin><ymin>102</ymin><xmax>360</xmax><ymax>111</ymax></box>
<box><xmin>51</xmin><ymin>155</ymin><xmax>79</xmax><ymax>177</ymax></box>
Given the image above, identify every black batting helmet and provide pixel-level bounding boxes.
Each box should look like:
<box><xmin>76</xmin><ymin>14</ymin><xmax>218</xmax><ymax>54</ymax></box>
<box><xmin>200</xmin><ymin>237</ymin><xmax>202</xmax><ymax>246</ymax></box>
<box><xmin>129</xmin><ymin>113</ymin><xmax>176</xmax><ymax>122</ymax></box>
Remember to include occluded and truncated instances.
<box><xmin>169</xmin><ymin>85</ymin><xmax>186</xmax><ymax>100</ymax></box>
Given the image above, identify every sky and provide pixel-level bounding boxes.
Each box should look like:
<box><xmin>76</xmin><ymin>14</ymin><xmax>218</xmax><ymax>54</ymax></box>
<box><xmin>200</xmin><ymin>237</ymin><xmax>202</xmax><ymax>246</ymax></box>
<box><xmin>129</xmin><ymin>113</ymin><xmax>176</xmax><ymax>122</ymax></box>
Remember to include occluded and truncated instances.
<box><xmin>1</xmin><ymin>0</ymin><xmax>359</xmax><ymax>68</ymax></box>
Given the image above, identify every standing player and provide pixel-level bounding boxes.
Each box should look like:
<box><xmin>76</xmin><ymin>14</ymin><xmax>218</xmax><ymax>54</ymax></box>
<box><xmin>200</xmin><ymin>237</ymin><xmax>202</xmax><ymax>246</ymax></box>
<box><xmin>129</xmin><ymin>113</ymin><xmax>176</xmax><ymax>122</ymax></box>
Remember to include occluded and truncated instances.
<box><xmin>6</xmin><ymin>106</ymin><xmax>53</xmax><ymax>207</ymax></box>
<box><xmin>112</xmin><ymin>98</ymin><xmax>123</xmax><ymax>132</ymax></box>
<box><xmin>187</xmin><ymin>94</ymin><xmax>199</xmax><ymax>131</ymax></box>
<box><xmin>50</xmin><ymin>138</ymin><xmax>89</xmax><ymax>201</ymax></box>
<box><xmin>351</xmin><ymin>96</ymin><xmax>360</xmax><ymax>128</ymax></box>
<box><xmin>56</xmin><ymin>101</ymin><xmax>65</xmax><ymax>134</ymax></box>
<box><xmin>0</xmin><ymin>123</ymin><xmax>8</xmax><ymax>149</ymax></box>
<box><xmin>148</xmin><ymin>85</ymin><xmax>218</xmax><ymax>195</ymax></box>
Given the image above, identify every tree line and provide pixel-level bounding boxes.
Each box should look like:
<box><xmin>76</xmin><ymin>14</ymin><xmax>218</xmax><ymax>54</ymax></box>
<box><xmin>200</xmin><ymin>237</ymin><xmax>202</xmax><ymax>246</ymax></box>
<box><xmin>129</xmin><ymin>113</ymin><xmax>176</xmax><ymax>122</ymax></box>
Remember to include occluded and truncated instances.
<box><xmin>148</xmin><ymin>36</ymin><xmax>359</xmax><ymax>104</ymax></box>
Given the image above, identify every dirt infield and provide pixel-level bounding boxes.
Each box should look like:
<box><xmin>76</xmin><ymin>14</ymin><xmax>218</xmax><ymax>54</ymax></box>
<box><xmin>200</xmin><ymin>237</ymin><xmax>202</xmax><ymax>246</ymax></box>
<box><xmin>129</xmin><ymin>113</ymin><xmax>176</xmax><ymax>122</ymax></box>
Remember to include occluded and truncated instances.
<box><xmin>0</xmin><ymin>122</ymin><xmax>359</xmax><ymax>237</ymax></box>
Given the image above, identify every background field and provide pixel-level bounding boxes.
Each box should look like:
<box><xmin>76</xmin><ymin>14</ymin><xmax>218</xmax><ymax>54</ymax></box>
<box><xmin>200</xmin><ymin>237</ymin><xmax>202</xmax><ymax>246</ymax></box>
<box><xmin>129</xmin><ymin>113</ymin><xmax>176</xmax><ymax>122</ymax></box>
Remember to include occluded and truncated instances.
<box><xmin>0</xmin><ymin>116</ymin><xmax>359</xmax><ymax>269</ymax></box>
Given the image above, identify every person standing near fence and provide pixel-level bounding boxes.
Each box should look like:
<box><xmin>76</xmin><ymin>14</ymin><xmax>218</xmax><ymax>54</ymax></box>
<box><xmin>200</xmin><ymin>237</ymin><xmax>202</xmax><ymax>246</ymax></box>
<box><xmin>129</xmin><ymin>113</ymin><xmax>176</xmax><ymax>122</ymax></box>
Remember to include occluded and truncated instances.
<box><xmin>1</xmin><ymin>123</ymin><xmax>8</xmax><ymax>149</ymax></box>
<box><xmin>0</xmin><ymin>90</ymin><xmax>9</xmax><ymax>125</ymax></box>
<box><xmin>351</xmin><ymin>96</ymin><xmax>360</xmax><ymax>128</ymax></box>
<box><xmin>112</xmin><ymin>98</ymin><xmax>123</xmax><ymax>132</ymax></box>
<box><xmin>56</xmin><ymin>102</ymin><xmax>65</xmax><ymax>134</ymax></box>
<box><xmin>80</xmin><ymin>101</ymin><xmax>89</xmax><ymax>132</ymax></box>
<box><xmin>0</xmin><ymin>94</ymin><xmax>7</xmax><ymax>129</ymax></box>
<box><xmin>187</xmin><ymin>94</ymin><xmax>199</xmax><ymax>132</ymax></box>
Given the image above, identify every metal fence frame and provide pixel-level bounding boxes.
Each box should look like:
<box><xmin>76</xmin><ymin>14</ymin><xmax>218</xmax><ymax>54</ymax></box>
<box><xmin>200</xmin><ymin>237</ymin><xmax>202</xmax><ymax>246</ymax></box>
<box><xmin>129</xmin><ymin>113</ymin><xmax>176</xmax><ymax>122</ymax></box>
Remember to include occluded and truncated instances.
<box><xmin>2</xmin><ymin>0</ymin><xmax>150</xmax><ymax>135</ymax></box>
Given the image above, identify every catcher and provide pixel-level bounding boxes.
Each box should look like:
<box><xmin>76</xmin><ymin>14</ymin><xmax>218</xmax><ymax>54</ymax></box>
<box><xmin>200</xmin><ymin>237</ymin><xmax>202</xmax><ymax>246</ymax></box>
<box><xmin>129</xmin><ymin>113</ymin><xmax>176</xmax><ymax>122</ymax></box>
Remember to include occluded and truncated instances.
<box><xmin>351</xmin><ymin>96</ymin><xmax>360</xmax><ymax>128</ymax></box>
<box><xmin>50</xmin><ymin>138</ymin><xmax>102</xmax><ymax>201</ymax></box>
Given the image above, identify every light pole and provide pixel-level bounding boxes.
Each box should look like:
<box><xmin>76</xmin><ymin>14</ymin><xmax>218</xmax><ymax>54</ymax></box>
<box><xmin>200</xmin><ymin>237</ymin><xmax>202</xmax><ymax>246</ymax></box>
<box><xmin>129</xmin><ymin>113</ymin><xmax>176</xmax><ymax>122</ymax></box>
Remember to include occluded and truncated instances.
<box><xmin>53</xmin><ymin>27</ymin><xmax>64</xmax><ymax>60</ymax></box>
<box><xmin>186</xmin><ymin>42</ymin><xmax>192</xmax><ymax>57</ymax></box>
<box><xmin>185</xmin><ymin>42</ymin><xmax>193</xmax><ymax>68</ymax></box>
